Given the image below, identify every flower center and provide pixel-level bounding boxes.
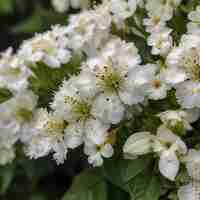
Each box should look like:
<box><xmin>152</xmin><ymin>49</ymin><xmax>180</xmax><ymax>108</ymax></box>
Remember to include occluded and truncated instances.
<box><xmin>152</xmin><ymin>79</ymin><xmax>161</xmax><ymax>88</ymax></box>
<box><xmin>44</xmin><ymin>120</ymin><xmax>65</xmax><ymax>139</ymax></box>
<box><xmin>182</xmin><ymin>48</ymin><xmax>200</xmax><ymax>82</ymax></box>
<box><xmin>97</xmin><ymin>66</ymin><xmax>124</xmax><ymax>92</ymax></box>
<box><xmin>64</xmin><ymin>96</ymin><xmax>91</xmax><ymax>121</ymax></box>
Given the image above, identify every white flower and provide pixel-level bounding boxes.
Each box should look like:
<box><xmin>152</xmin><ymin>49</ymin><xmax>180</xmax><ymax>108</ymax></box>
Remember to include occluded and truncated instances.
<box><xmin>110</xmin><ymin>0</ymin><xmax>137</xmax><ymax>19</ymax></box>
<box><xmin>0</xmin><ymin>147</ymin><xmax>15</xmax><ymax>165</ymax></box>
<box><xmin>18</xmin><ymin>28</ymin><xmax>71</xmax><ymax>68</ymax></box>
<box><xmin>84</xmin><ymin>118</ymin><xmax>114</xmax><ymax>167</ymax></box>
<box><xmin>0</xmin><ymin>48</ymin><xmax>31</xmax><ymax>93</ymax></box>
<box><xmin>147</xmin><ymin>28</ymin><xmax>172</xmax><ymax>56</ymax></box>
<box><xmin>159</xmin><ymin>148</ymin><xmax>180</xmax><ymax>181</ymax></box>
<box><xmin>91</xmin><ymin>92</ymin><xmax>125</xmax><ymax>124</ymax></box>
<box><xmin>155</xmin><ymin>125</ymin><xmax>187</xmax><ymax>181</ymax></box>
<box><xmin>134</xmin><ymin>64</ymin><xmax>170</xmax><ymax>100</ymax></box>
<box><xmin>123</xmin><ymin>132</ymin><xmax>154</xmax><ymax>157</ymax></box>
<box><xmin>82</xmin><ymin>38</ymin><xmax>145</xmax><ymax>106</ymax></box>
<box><xmin>24</xmin><ymin>109</ymin><xmax>67</xmax><ymax>164</ymax></box>
<box><xmin>166</xmin><ymin>34</ymin><xmax>200</xmax><ymax>85</ymax></box>
<box><xmin>187</xmin><ymin>6</ymin><xmax>200</xmax><ymax>34</ymax></box>
<box><xmin>157</xmin><ymin>109</ymin><xmax>199</xmax><ymax>133</ymax></box>
<box><xmin>66</xmin><ymin>3</ymin><xmax>111</xmax><ymax>56</ymax></box>
<box><xmin>64</xmin><ymin>121</ymin><xmax>84</xmax><ymax>149</ymax></box>
<box><xmin>143</xmin><ymin>15</ymin><xmax>166</xmax><ymax>33</ymax></box>
<box><xmin>184</xmin><ymin>149</ymin><xmax>200</xmax><ymax>181</ymax></box>
<box><xmin>178</xmin><ymin>149</ymin><xmax>200</xmax><ymax>200</ymax></box>
<box><xmin>0</xmin><ymin>90</ymin><xmax>38</xmax><ymax>148</ymax></box>
<box><xmin>85</xmin><ymin>143</ymin><xmax>114</xmax><ymax>167</ymax></box>
<box><xmin>178</xmin><ymin>182</ymin><xmax>200</xmax><ymax>200</ymax></box>
<box><xmin>145</xmin><ymin>0</ymin><xmax>181</xmax><ymax>21</ymax></box>
<box><xmin>51</xmin><ymin>76</ymin><xmax>97</xmax><ymax>122</ymax></box>
<box><xmin>175</xmin><ymin>81</ymin><xmax>200</xmax><ymax>109</ymax></box>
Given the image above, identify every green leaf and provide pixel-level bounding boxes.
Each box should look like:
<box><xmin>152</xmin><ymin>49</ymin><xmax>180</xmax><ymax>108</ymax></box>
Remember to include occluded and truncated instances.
<box><xmin>0</xmin><ymin>165</ymin><xmax>15</xmax><ymax>194</ymax></box>
<box><xmin>103</xmin><ymin>156</ymin><xmax>152</xmax><ymax>191</ymax></box>
<box><xmin>103</xmin><ymin>157</ymin><xmax>161</xmax><ymax>200</ymax></box>
<box><xmin>62</xmin><ymin>169</ymin><xmax>107</xmax><ymax>200</ymax></box>
<box><xmin>0</xmin><ymin>88</ymin><xmax>13</xmax><ymax>103</ymax></box>
<box><xmin>123</xmin><ymin>157</ymin><xmax>152</xmax><ymax>182</ymax></box>
<box><xmin>108</xmin><ymin>183</ymin><xmax>129</xmax><ymax>200</ymax></box>
<box><xmin>28</xmin><ymin>55</ymin><xmax>82</xmax><ymax>107</ymax></box>
<box><xmin>128</xmin><ymin>171</ymin><xmax>161</xmax><ymax>200</ymax></box>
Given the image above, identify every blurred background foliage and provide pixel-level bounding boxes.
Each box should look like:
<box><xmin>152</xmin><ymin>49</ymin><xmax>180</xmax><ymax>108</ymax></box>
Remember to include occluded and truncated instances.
<box><xmin>0</xmin><ymin>0</ymin><xmax>70</xmax><ymax>51</ymax></box>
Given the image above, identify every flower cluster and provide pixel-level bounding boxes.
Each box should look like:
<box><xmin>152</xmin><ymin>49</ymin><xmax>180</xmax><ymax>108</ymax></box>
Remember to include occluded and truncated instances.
<box><xmin>2</xmin><ymin>0</ymin><xmax>200</xmax><ymax>199</ymax></box>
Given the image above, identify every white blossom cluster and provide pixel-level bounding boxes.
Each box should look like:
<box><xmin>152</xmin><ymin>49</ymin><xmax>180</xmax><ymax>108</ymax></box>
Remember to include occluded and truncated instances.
<box><xmin>1</xmin><ymin>1</ymin><xmax>200</xmax><ymax>199</ymax></box>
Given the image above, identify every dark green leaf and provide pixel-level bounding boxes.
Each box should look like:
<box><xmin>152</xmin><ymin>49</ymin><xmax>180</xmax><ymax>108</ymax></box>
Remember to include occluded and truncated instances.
<box><xmin>0</xmin><ymin>88</ymin><xmax>13</xmax><ymax>103</ymax></box>
<box><xmin>103</xmin><ymin>157</ymin><xmax>152</xmax><ymax>191</ymax></box>
<box><xmin>62</xmin><ymin>169</ymin><xmax>107</xmax><ymax>200</ymax></box>
<box><xmin>0</xmin><ymin>165</ymin><xmax>15</xmax><ymax>194</ymax></box>
<box><xmin>128</xmin><ymin>171</ymin><xmax>161</xmax><ymax>200</ymax></box>
<box><xmin>123</xmin><ymin>157</ymin><xmax>152</xmax><ymax>182</ymax></box>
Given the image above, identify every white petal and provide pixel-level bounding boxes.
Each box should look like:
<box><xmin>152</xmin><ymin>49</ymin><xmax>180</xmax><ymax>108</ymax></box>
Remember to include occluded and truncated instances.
<box><xmin>159</xmin><ymin>150</ymin><xmax>179</xmax><ymax>181</ymax></box>
<box><xmin>101</xmin><ymin>144</ymin><xmax>114</xmax><ymax>158</ymax></box>
<box><xmin>64</xmin><ymin>122</ymin><xmax>84</xmax><ymax>149</ymax></box>
<box><xmin>88</xmin><ymin>152</ymin><xmax>103</xmax><ymax>167</ymax></box>
<box><xmin>123</xmin><ymin>132</ymin><xmax>153</xmax><ymax>156</ymax></box>
<box><xmin>84</xmin><ymin>118</ymin><xmax>110</xmax><ymax>145</ymax></box>
<box><xmin>178</xmin><ymin>183</ymin><xmax>195</xmax><ymax>200</ymax></box>
<box><xmin>91</xmin><ymin>92</ymin><xmax>125</xmax><ymax>124</ymax></box>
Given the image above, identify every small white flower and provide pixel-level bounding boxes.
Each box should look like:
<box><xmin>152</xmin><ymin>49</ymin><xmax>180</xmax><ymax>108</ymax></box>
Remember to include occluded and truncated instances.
<box><xmin>24</xmin><ymin>109</ymin><xmax>67</xmax><ymax>164</ymax></box>
<box><xmin>176</xmin><ymin>81</ymin><xmax>200</xmax><ymax>109</ymax></box>
<box><xmin>84</xmin><ymin>118</ymin><xmax>114</xmax><ymax>167</ymax></box>
<box><xmin>147</xmin><ymin>28</ymin><xmax>173</xmax><ymax>56</ymax></box>
<box><xmin>157</xmin><ymin>109</ymin><xmax>199</xmax><ymax>133</ymax></box>
<box><xmin>155</xmin><ymin>125</ymin><xmax>187</xmax><ymax>180</ymax></box>
<box><xmin>159</xmin><ymin>148</ymin><xmax>180</xmax><ymax>181</ymax></box>
<box><xmin>18</xmin><ymin>28</ymin><xmax>71</xmax><ymax>68</ymax></box>
<box><xmin>110</xmin><ymin>0</ymin><xmax>137</xmax><ymax>25</ymax></box>
<box><xmin>134</xmin><ymin>64</ymin><xmax>170</xmax><ymax>100</ymax></box>
<box><xmin>66</xmin><ymin>3</ymin><xmax>111</xmax><ymax>56</ymax></box>
<box><xmin>0</xmin><ymin>48</ymin><xmax>31</xmax><ymax>93</ymax></box>
<box><xmin>178</xmin><ymin>182</ymin><xmax>200</xmax><ymax>200</ymax></box>
<box><xmin>64</xmin><ymin>121</ymin><xmax>84</xmax><ymax>149</ymax></box>
<box><xmin>91</xmin><ymin>92</ymin><xmax>125</xmax><ymax>124</ymax></box>
<box><xmin>184</xmin><ymin>149</ymin><xmax>200</xmax><ymax>181</ymax></box>
<box><xmin>187</xmin><ymin>6</ymin><xmax>200</xmax><ymax>34</ymax></box>
<box><xmin>51</xmin><ymin>76</ymin><xmax>97</xmax><ymax>122</ymax></box>
<box><xmin>0</xmin><ymin>90</ymin><xmax>38</xmax><ymax>148</ymax></box>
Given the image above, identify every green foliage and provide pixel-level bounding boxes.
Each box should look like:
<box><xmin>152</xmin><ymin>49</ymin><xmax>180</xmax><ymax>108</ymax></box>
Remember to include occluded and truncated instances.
<box><xmin>0</xmin><ymin>88</ymin><xmax>13</xmax><ymax>103</ymax></box>
<box><xmin>62</xmin><ymin>169</ymin><xmax>107</xmax><ymax>200</ymax></box>
<box><xmin>28</xmin><ymin>55</ymin><xmax>82</xmax><ymax>107</ymax></box>
<box><xmin>12</xmin><ymin>7</ymin><xmax>68</xmax><ymax>34</ymax></box>
<box><xmin>0</xmin><ymin>0</ymin><xmax>14</xmax><ymax>15</ymax></box>
<box><xmin>103</xmin><ymin>156</ymin><xmax>161</xmax><ymax>200</ymax></box>
<box><xmin>0</xmin><ymin>165</ymin><xmax>15</xmax><ymax>194</ymax></box>
<box><xmin>128</xmin><ymin>171</ymin><xmax>161</xmax><ymax>200</ymax></box>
